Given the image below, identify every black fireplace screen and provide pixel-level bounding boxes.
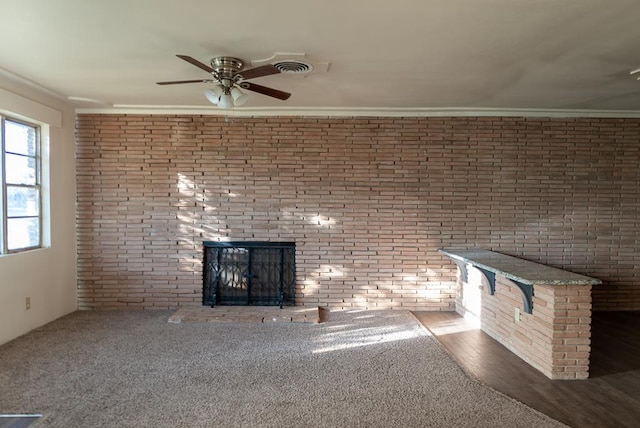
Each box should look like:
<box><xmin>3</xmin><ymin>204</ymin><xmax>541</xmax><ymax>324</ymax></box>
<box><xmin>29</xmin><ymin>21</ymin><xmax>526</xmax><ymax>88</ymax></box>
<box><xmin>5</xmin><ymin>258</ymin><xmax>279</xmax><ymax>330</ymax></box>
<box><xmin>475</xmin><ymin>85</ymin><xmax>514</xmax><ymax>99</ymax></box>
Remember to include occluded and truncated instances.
<box><xmin>203</xmin><ymin>241</ymin><xmax>296</xmax><ymax>308</ymax></box>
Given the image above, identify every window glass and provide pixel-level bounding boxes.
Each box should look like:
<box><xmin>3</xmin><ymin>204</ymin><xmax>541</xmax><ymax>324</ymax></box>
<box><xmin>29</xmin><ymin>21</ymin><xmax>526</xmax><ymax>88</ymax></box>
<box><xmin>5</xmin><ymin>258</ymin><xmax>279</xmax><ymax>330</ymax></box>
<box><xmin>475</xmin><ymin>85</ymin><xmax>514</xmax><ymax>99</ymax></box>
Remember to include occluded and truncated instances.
<box><xmin>5</xmin><ymin>120</ymin><xmax>37</xmax><ymax>156</ymax></box>
<box><xmin>5</xmin><ymin>153</ymin><xmax>37</xmax><ymax>184</ymax></box>
<box><xmin>7</xmin><ymin>217</ymin><xmax>40</xmax><ymax>250</ymax></box>
<box><xmin>6</xmin><ymin>186</ymin><xmax>39</xmax><ymax>216</ymax></box>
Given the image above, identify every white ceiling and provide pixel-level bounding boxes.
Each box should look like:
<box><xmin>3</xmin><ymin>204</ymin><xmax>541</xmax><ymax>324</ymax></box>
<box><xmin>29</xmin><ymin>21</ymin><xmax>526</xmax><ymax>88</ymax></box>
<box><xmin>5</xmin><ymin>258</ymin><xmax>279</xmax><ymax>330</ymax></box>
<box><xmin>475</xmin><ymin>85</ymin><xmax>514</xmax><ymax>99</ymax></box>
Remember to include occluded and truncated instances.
<box><xmin>2</xmin><ymin>0</ymin><xmax>640</xmax><ymax>115</ymax></box>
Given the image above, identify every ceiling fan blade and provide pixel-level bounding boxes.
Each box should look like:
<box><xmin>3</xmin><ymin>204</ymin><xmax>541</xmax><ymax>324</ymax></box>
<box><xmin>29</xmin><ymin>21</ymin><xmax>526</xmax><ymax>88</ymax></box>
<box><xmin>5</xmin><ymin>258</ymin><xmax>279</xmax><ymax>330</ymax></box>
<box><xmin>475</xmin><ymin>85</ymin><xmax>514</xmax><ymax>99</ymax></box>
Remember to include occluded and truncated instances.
<box><xmin>156</xmin><ymin>79</ymin><xmax>212</xmax><ymax>85</ymax></box>
<box><xmin>239</xmin><ymin>64</ymin><xmax>280</xmax><ymax>80</ymax></box>
<box><xmin>176</xmin><ymin>54</ymin><xmax>215</xmax><ymax>73</ymax></box>
<box><xmin>242</xmin><ymin>82</ymin><xmax>291</xmax><ymax>100</ymax></box>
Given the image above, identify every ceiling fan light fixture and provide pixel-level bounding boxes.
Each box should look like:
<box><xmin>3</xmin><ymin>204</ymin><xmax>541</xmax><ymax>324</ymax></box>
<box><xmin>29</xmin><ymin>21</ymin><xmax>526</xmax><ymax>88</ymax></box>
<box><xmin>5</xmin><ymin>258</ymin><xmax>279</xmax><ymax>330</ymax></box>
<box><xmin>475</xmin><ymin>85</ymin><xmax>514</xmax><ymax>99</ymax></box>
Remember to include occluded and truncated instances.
<box><xmin>217</xmin><ymin>93</ymin><xmax>234</xmax><ymax>109</ymax></box>
<box><xmin>231</xmin><ymin>86</ymin><xmax>248</xmax><ymax>106</ymax></box>
<box><xmin>204</xmin><ymin>86</ymin><xmax>223</xmax><ymax>104</ymax></box>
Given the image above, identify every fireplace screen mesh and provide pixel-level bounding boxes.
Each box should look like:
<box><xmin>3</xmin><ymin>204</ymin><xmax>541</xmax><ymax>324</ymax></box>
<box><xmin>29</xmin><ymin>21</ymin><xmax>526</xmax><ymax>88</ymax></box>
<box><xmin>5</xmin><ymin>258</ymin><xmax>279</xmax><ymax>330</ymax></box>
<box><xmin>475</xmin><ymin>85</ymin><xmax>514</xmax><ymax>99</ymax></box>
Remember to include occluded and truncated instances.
<box><xmin>203</xmin><ymin>242</ymin><xmax>295</xmax><ymax>307</ymax></box>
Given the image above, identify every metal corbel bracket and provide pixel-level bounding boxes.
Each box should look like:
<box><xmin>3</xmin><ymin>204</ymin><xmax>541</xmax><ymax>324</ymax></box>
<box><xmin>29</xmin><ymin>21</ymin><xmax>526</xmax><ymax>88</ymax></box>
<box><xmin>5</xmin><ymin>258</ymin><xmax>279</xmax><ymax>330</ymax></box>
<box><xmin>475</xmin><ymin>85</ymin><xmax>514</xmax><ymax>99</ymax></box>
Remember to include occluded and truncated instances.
<box><xmin>450</xmin><ymin>259</ymin><xmax>469</xmax><ymax>283</ymax></box>
<box><xmin>472</xmin><ymin>266</ymin><xmax>533</xmax><ymax>314</ymax></box>
<box><xmin>474</xmin><ymin>267</ymin><xmax>496</xmax><ymax>296</ymax></box>
<box><xmin>450</xmin><ymin>261</ymin><xmax>496</xmax><ymax>295</ymax></box>
<box><xmin>506</xmin><ymin>279</ymin><xmax>534</xmax><ymax>314</ymax></box>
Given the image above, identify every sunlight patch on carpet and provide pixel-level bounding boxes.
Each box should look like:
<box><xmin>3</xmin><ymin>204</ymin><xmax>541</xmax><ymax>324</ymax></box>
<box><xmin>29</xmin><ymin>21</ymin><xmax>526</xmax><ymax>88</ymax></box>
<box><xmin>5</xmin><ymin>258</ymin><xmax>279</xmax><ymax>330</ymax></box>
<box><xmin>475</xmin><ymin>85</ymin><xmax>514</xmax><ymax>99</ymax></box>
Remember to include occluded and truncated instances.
<box><xmin>312</xmin><ymin>324</ymin><xmax>424</xmax><ymax>354</ymax></box>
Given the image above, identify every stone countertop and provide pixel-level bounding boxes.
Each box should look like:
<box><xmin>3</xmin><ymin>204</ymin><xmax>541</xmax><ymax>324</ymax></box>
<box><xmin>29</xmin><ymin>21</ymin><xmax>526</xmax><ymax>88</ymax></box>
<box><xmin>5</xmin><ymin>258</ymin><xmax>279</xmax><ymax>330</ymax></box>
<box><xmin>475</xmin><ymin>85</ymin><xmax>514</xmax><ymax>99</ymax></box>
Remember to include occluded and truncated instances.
<box><xmin>438</xmin><ymin>249</ymin><xmax>602</xmax><ymax>286</ymax></box>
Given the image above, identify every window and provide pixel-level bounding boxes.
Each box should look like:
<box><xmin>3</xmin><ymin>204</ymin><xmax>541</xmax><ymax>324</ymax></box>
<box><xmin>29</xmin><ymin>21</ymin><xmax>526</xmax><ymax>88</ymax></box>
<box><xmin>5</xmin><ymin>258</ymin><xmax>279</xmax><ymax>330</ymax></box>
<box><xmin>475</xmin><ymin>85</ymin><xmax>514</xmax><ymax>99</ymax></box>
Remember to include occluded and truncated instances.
<box><xmin>1</xmin><ymin>116</ymin><xmax>42</xmax><ymax>253</ymax></box>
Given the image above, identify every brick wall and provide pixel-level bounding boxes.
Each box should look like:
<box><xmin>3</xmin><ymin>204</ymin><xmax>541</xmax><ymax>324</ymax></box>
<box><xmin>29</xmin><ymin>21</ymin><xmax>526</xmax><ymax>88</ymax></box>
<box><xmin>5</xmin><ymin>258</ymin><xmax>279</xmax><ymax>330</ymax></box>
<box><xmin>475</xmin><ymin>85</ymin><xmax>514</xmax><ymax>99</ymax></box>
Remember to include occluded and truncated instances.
<box><xmin>75</xmin><ymin>115</ymin><xmax>640</xmax><ymax>311</ymax></box>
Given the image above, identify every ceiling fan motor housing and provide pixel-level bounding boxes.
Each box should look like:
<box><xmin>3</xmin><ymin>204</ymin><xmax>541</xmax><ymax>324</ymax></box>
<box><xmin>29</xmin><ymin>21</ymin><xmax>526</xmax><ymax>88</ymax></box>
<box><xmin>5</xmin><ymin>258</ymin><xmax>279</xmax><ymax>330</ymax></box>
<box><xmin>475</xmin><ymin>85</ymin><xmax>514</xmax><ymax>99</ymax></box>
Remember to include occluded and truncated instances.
<box><xmin>210</xmin><ymin>57</ymin><xmax>244</xmax><ymax>79</ymax></box>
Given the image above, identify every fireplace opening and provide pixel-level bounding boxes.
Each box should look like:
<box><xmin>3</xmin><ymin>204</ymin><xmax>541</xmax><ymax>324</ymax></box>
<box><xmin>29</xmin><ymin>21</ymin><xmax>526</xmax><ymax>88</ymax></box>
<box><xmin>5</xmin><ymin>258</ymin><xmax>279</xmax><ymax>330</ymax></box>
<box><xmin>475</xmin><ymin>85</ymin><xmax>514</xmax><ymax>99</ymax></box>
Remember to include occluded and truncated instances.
<box><xmin>203</xmin><ymin>242</ymin><xmax>296</xmax><ymax>308</ymax></box>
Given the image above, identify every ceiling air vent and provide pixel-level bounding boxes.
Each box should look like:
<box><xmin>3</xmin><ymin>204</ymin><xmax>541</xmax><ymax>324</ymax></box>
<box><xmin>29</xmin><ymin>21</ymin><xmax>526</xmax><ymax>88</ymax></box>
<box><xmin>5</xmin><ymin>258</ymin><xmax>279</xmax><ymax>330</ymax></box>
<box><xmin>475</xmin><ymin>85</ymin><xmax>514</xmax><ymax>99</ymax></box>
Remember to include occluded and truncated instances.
<box><xmin>251</xmin><ymin>53</ymin><xmax>329</xmax><ymax>76</ymax></box>
<box><xmin>272</xmin><ymin>60</ymin><xmax>313</xmax><ymax>74</ymax></box>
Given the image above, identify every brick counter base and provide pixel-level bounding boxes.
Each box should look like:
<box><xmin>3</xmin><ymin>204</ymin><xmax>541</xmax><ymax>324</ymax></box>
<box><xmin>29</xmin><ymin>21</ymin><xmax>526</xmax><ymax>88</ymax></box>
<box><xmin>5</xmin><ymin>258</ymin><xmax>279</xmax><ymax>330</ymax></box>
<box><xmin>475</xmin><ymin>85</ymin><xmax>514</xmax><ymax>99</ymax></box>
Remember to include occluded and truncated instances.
<box><xmin>441</xmin><ymin>249</ymin><xmax>598</xmax><ymax>380</ymax></box>
<box><xmin>481</xmin><ymin>278</ymin><xmax>592</xmax><ymax>379</ymax></box>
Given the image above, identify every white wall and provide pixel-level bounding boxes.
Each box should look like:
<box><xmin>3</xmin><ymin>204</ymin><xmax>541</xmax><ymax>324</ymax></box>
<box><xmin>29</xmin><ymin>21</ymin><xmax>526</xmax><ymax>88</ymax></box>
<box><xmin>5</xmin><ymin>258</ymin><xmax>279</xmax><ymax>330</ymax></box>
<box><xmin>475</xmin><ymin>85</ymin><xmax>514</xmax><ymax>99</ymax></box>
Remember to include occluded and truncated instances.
<box><xmin>0</xmin><ymin>74</ymin><xmax>77</xmax><ymax>345</ymax></box>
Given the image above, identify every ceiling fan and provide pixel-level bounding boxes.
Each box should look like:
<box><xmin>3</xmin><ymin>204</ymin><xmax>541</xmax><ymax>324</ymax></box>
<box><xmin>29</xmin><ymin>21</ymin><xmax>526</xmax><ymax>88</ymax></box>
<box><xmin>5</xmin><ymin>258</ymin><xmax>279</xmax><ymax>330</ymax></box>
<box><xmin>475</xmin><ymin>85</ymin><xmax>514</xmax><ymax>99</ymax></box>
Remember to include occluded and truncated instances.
<box><xmin>157</xmin><ymin>54</ymin><xmax>291</xmax><ymax>108</ymax></box>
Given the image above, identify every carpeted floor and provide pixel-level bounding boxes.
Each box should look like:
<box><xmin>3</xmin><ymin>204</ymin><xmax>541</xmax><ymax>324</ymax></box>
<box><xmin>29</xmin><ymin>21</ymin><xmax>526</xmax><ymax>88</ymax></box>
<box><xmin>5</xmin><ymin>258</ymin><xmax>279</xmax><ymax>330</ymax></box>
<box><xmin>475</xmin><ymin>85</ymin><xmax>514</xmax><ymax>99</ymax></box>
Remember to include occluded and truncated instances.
<box><xmin>0</xmin><ymin>309</ymin><xmax>566</xmax><ymax>427</ymax></box>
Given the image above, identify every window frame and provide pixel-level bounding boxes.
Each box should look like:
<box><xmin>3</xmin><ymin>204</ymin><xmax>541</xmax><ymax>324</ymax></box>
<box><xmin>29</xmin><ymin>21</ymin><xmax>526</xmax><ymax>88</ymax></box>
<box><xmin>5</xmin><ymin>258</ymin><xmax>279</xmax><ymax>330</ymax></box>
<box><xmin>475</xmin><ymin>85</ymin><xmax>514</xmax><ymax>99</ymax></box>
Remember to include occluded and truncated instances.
<box><xmin>1</xmin><ymin>115</ymin><xmax>42</xmax><ymax>254</ymax></box>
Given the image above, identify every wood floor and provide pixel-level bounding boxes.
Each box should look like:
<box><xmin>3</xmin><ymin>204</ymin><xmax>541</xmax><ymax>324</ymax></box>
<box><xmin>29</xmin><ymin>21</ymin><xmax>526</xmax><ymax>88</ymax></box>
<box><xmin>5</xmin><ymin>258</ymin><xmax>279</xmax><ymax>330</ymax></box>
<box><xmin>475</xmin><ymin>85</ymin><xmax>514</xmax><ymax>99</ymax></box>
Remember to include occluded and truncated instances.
<box><xmin>412</xmin><ymin>311</ymin><xmax>640</xmax><ymax>428</ymax></box>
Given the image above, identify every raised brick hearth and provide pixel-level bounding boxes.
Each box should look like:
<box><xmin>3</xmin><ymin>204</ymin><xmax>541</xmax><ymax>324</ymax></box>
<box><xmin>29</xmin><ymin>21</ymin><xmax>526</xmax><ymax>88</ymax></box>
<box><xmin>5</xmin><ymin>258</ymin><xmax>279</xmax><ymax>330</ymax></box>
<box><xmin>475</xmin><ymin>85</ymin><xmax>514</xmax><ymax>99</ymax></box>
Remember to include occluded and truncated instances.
<box><xmin>168</xmin><ymin>306</ymin><xmax>321</xmax><ymax>324</ymax></box>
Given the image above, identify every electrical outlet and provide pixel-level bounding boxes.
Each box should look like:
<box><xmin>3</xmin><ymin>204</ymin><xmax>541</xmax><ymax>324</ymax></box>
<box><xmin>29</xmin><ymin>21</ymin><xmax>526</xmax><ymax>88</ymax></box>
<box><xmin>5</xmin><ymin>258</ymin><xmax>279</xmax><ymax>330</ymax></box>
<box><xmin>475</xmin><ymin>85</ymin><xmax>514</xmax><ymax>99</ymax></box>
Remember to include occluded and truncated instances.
<box><xmin>514</xmin><ymin>307</ymin><xmax>520</xmax><ymax>322</ymax></box>
<box><xmin>26</xmin><ymin>297</ymin><xmax>31</xmax><ymax>310</ymax></box>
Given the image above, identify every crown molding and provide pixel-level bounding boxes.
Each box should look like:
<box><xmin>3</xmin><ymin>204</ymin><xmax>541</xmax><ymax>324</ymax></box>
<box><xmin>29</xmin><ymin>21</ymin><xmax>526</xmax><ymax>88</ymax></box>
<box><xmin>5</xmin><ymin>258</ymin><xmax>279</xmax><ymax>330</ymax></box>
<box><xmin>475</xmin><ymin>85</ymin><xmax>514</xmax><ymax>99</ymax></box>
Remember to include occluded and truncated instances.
<box><xmin>75</xmin><ymin>105</ymin><xmax>640</xmax><ymax>118</ymax></box>
<box><xmin>0</xmin><ymin>67</ymin><xmax>68</xmax><ymax>103</ymax></box>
